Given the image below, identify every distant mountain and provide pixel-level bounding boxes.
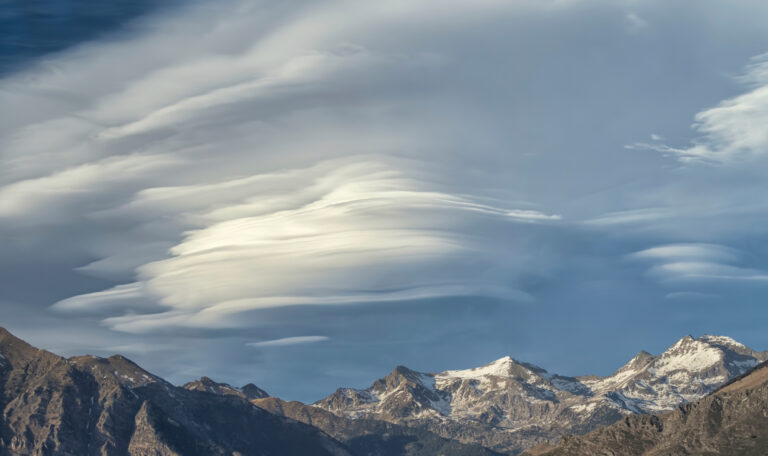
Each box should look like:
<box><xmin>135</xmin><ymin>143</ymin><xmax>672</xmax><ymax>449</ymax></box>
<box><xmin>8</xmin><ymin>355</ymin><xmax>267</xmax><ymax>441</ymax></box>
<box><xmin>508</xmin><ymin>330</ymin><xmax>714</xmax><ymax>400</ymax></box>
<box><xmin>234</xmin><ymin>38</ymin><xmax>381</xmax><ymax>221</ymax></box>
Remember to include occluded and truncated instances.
<box><xmin>179</xmin><ymin>376</ymin><xmax>499</xmax><ymax>456</ymax></box>
<box><xmin>1</xmin><ymin>326</ymin><xmax>763</xmax><ymax>455</ymax></box>
<box><xmin>252</xmin><ymin>396</ymin><xmax>503</xmax><ymax>456</ymax></box>
<box><xmin>315</xmin><ymin>335</ymin><xmax>768</xmax><ymax>454</ymax></box>
<box><xmin>183</xmin><ymin>376</ymin><xmax>269</xmax><ymax>400</ymax></box>
<box><xmin>0</xmin><ymin>327</ymin><xmax>350</xmax><ymax>456</ymax></box>
<box><xmin>527</xmin><ymin>360</ymin><xmax>768</xmax><ymax>455</ymax></box>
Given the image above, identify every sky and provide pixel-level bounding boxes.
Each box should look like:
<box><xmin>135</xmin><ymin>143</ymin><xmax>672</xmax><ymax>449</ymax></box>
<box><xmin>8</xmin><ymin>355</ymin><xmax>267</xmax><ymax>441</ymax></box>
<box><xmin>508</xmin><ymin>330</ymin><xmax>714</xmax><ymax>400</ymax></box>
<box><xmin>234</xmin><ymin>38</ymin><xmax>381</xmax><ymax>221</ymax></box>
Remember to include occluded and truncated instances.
<box><xmin>2</xmin><ymin>0</ymin><xmax>768</xmax><ymax>402</ymax></box>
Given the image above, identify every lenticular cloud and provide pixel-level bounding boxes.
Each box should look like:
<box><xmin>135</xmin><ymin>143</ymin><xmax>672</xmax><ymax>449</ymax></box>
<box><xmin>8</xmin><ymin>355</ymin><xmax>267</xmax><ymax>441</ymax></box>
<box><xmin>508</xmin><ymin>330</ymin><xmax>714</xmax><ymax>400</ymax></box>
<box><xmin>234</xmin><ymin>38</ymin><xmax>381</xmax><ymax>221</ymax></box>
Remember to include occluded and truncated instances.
<box><xmin>0</xmin><ymin>0</ymin><xmax>573</xmax><ymax>334</ymax></box>
<box><xmin>57</xmin><ymin>158</ymin><xmax>558</xmax><ymax>333</ymax></box>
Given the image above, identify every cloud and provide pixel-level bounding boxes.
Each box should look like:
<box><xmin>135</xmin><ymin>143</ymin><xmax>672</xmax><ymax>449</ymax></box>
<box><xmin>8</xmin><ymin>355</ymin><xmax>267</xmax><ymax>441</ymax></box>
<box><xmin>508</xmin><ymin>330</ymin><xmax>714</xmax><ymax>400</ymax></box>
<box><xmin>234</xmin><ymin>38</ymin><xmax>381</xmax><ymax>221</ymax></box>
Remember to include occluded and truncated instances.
<box><xmin>664</xmin><ymin>291</ymin><xmax>719</xmax><ymax>301</ymax></box>
<box><xmin>631</xmin><ymin>53</ymin><xmax>768</xmax><ymax>164</ymax></box>
<box><xmin>631</xmin><ymin>244</ymin><xmax>739</xmax><ymax>263</ymax></box>
<box><xmin>584</xmin><ymin>208</ymin><xmax>674</xmax><ymax>226</ymax></box>
<box><xmin>649</xmin><ymin>262</ymin><xmax>768</xmax><ymax>282</ymax></box>
<box><xmin>0</xmin><ymin>154</ymin><xmax>179</xmax><ymax>223</ymax></box>
<box><xmin>52</xmin><ymin>283</ymin><xmax>153</xmax><ymax>314</ymax></box>
<box><xmin>247</xmin><ymin>336</ymin><xmax>330</xmax><ymax>348</ymax></box>
<box><xmin>630</xmin><ymin>243</ymin><xmax>768</xmax><ymax>283</ymax></box>
<box><xmin>625</xmin><ymin>12</ymin><xmax>648</xmax><ymax>33</ymax></box>
<box><xmin>58</xmin><ymin>158</ymin><xmax>556</xmax><ymax>333</ymax></box>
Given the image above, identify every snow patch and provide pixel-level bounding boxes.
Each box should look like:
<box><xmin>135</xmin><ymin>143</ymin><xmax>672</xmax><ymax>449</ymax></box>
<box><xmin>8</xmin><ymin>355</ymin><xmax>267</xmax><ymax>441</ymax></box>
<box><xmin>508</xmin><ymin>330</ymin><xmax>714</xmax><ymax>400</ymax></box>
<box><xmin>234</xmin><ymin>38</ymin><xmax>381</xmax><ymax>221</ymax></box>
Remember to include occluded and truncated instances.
<box><xmin>570</xmin><ymin>402</ymin><xmax>598</xmax><ymax>414</ymax></box>
<box><xmin>699</xmin><ymin>335</ymin><xmax>746</xmax><ymax>349</ymax></box>
<box><xmin>648</xmin><ymin>341</ymin><xmax>722</xmax><ymax>376</ymax></box>
<box><xmin>418</xmin><ymin>373</ymin><xmax>436</xmax><ymax>390</ymax></box>
<box><xmin>438</xmin><ymin>356</ymin><xmax>520</xmax><ymax>380</ymax></box>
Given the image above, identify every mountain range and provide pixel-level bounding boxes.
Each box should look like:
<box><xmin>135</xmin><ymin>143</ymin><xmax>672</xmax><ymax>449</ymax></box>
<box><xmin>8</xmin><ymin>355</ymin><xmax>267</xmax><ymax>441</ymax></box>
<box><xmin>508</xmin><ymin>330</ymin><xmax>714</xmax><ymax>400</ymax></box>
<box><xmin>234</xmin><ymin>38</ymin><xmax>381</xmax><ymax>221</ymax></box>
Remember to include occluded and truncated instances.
<box><xmin>0</xmin><ymin>326</ymin><xmax>765</xmax><ymax>455</ymax></box>
<box><xmin>313</xmin><ymin>335</ymin><xmax>768</xmax><ymax>454</ymax></box>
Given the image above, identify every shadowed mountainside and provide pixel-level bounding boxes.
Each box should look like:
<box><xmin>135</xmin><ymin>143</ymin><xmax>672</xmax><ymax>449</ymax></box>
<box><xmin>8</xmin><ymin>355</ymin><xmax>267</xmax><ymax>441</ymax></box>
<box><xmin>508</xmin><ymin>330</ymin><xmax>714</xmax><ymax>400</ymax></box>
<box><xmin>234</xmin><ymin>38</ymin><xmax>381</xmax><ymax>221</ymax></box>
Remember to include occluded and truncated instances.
<box><xmin>251</xmin><ymin>396</ymin><xmax>503</xmax><ymax>456</ymax></box>
<box><xmin>0</xmin><ymin>327</ymin><xmax>350</xmax><ymax>456</ymax></box>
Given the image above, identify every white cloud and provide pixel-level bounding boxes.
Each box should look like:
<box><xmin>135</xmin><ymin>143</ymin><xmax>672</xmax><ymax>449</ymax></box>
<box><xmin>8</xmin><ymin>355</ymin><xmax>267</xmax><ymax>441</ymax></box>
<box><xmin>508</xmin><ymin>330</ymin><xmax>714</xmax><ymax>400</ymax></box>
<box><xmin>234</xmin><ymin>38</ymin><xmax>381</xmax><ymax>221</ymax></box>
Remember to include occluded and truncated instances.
<box><xmin>584</xmin><ymin>208</ymin><xmax>673</xmax><ymax>226</ymax></box>
<box><xmin>648</xmin><ymin>262</ymin><xmax>768</xmax><ymax>281</ymax></box>
<box><xmin>246</xmin><ymin>336</ymin><xmax>330</xmax><ymax>348</ymax></box>
<box><xmin>0</xmin><ymin>154</ymin><xmax>179</xmax><ymax>219</ymax></box>
<box><xmin>631</xmin><ymin>243</ymin><xmax>739</xmax><ymax>263</ymax></box>
<box><xmin>58</xmin><ymin>158</ymin><xmax>555</xmax><ymax>333</ymax></box>
<box><xmin>630</xmin><ymin>243</ymin><xmax>768</xmax><ymax>283</ymax></box>
<box><xmin>633</xmin><ymin>53</ymin><xmax>768</xmax><ymax>163</ymax></box>
<box><xmin>0</xmin><ymin>0</ymin><xmax>581</xmax><ymax>337</ymax></box>
<box><xmin>664</xmin><ymin>291</ymin><xmax>719</xmax><ymax>301</ymax></box>
<box><xmin>52</xmin><ymin>283</ymin><xmax>162</xmax><ymax>315</ymax></box>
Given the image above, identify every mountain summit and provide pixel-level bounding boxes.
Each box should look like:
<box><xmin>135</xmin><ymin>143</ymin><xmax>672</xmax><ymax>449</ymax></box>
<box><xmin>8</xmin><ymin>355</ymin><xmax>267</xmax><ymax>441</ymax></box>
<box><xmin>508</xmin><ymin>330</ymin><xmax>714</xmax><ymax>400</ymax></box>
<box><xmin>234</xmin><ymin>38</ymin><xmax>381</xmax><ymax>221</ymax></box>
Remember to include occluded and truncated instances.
<box><xmin>315</xmin><ymin>335</ymin><xmax>767</xmax><ymax>454</ymax></box>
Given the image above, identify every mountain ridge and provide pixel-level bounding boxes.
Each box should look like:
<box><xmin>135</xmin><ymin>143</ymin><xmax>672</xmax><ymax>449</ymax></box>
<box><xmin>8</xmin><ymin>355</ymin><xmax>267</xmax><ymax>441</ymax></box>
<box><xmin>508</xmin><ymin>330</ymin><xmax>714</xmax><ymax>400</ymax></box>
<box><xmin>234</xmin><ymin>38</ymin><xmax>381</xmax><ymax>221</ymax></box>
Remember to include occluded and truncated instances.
<box><xmin>0</xmin><ymin>326</ymin><xmax>352</xmax><ymax>456</ymax></box>
<box><xmin>314</xmin><ymin>334</ymin><xmax>768</xmax><ymax>454</ymax></box>
<box><xmin>0</xmin><ymin>326</ymin><xmax>764</xmax><ymax>455</ymax></box>
<box><xmin>526</xmin><ymin>360</ymin><xmax>768</xmax><ymax>455</ymax></box>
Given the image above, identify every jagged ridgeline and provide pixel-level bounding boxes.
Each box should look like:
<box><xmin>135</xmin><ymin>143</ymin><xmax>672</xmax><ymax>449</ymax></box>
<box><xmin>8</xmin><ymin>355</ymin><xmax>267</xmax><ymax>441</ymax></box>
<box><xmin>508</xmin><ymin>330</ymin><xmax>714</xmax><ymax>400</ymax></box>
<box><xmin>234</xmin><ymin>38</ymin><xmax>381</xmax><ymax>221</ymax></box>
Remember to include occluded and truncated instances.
<box><xmin>313</xmin><ymin>335</ymin><xmax>768</xmax><ymax>454</ymax></box>
<box><xmin>0</xmin><ymin>327</ymin><xmax>349</xmax><ymax>456</ymax></box>
<box><xmin>0</xmin><ymin>326</ymin><xmax>765</xmax><ymax>456</ymax></box>
<box><xmin>0</xmin><ymin>327</ymin><xmax>500</xmax><ymax>456</ymax></box>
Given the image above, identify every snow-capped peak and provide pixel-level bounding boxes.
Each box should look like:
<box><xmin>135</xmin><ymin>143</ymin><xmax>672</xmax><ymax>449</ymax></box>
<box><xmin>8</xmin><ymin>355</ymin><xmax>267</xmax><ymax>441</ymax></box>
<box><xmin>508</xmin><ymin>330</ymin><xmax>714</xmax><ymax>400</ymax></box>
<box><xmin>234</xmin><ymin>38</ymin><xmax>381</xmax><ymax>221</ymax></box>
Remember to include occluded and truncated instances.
<box><xmin>437</xmin><ymin>355</ymin><xmax>547</xmax><ymax>381</ymax></box>
<box><xmin>648</xmin><ymin>337</ymin><xmax>722</xmax><ymax>376</ymax></box>
<box><xmin>317</xmin><ymin>334</ymin><xmax>763</xmax><ymax>451</ymax></box>
<box><xmin>440</xmin><ymin>356</ymin><xmax>513</xmax><ymax>379</ymax></box>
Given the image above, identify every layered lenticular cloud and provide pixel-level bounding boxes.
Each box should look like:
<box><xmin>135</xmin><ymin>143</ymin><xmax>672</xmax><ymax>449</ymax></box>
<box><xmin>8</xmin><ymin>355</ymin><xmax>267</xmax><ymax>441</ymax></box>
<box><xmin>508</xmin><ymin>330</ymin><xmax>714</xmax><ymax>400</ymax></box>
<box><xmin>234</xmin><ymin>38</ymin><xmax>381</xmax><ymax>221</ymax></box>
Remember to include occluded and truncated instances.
<box><xmin>55</xmin><ymin>157</ymin><xmax>559</xmax><ymax>333</ymax></box>
<box><xmin>629</xmin><ymin>243</ymin><xmax>768</xmax><ymax>301</ymax></box>
<box><xmin>0</xmin><ymin>0</ymin><xmax>568</xmax><ymax>334</ymax></box>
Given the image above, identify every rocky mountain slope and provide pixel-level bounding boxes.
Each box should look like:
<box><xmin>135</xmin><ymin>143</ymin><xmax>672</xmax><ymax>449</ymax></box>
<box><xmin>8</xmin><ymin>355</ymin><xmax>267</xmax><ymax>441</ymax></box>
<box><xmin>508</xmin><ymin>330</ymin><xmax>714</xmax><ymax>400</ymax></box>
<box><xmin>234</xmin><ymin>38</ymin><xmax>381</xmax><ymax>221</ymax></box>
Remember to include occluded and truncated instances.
<box><xmin>528</xmin><ymin>360</ymin><xmax>768</xmax><ymax>455</ymax></box>
<box><xmin>179</xmin><ymin>375</ymin><xmax>501</xmax><ymax>456</ymax></box>
<box><xmin>252</xmin><ymin>396</ymin><xmax>503</xmax><ymax>456</ymax></box>
<box><xmin>315</xmin><ymin>335</ymin><xmax>767</xmax><ymax>454</ymax></box>
<box><xmin>0</xmin><ymin>327</ymin><xmax>350</xmax><ymax>456</ymax></box>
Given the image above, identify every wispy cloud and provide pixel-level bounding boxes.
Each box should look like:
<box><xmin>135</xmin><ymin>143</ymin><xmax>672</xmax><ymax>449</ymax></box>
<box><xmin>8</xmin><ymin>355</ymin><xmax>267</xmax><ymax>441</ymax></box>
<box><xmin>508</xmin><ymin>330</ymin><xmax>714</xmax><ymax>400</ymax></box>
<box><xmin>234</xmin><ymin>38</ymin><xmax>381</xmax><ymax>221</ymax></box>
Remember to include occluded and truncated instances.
<box><xmin>584</xmin><ymin>208</ymin><xmax>673</xmax><ymax>226</ymax></box>
<box><xmin>625</xmin><ymin>12</ymin><xmax>648</xmax><ymax>34</ymax></box>
<box><xmin>630</xmin><ymin>243</ymin><xmax>768</xmax><ymax>283</ymax></box>
<box><xmin>247</xmin><ymin>336</ymin><xmax>330</xmax><ymax>348</ymax></box>
<box><xmin>631</xmin><ymin>244</ymin><xmax>739</xmax><ymax>263</ymax></box>
<box><xmin>629</xmin><ymin>53</ymin><xmax>768</xmax><ymax>164</ymax></box>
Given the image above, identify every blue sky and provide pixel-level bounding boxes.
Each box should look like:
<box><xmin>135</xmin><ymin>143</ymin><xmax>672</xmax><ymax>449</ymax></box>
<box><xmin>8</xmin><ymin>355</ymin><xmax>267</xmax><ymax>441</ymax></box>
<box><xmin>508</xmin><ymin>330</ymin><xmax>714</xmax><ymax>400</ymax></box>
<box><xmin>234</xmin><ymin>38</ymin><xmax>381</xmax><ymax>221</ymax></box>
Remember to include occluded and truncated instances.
<box><xmin>2</xmin><ymin>0</ymin><xmax>768</xmax><ymax>402</ymax></box>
